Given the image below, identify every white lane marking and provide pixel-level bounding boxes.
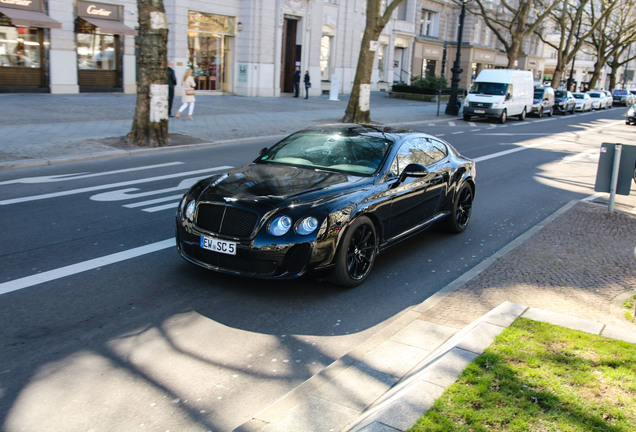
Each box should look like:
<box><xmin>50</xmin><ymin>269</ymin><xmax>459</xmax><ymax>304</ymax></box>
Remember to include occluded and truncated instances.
<box><xmin>0</xmin><ymin>239</ymin><xmax>174</xmax><ymax>296</ymax></box>
<box><xmin>91</xmin><ymin>176</ymin><xmax>210</xmax><ymax>202</ymax></box>
<box><xmin>124</xmin><ymin>194</ymin><xmax>183</xmax><ymax>208</ymax></box>
<box><xmin>559</xmin><ymin>149</ymin><xmax>598</xmax><ymax>164</ymax></box>
<box><xmin>0</xmin><ymin>162</ymin><xmax>184</xmax><ymax>185</ymax></box>
<box><xmin>143</xmin><ymin>203</ymin><xmax>180</xmax><ymax>213</ymax></box>
<box><xmin>473</xmin><ymin>140</ymin><xmax>555</xmax><ymax>163</ymax></box>
<box><xmin>0</xmin><ymin>166</ymin><xmax>232</xmax><ymax>205</ymax></box>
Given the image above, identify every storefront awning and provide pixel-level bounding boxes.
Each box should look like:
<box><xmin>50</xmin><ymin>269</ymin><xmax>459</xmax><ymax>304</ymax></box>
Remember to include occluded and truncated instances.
<box><xmin>80</xmin><ymin>17</ymin><xmax>137</xmax><ymax>36</ymax></box>
<box><xmin>0</xmin><ymin>7</ymin><xmax>62</xmax><ymax>29</ymax></box>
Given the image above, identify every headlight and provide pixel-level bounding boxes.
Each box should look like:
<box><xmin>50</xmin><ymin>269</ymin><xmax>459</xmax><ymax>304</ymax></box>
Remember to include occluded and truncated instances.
<box><xmin>184</xmin><ymin>200</ymin><xmax>196</xmax><ymax>220</ymax></box>
<box><xmin>492</xmin><ymin>102</ymin><xmax>504</xmax><ymax>108</ymax></box>
<box><xmin>463</xmin><ymin>99</ymin><xmax>470</xmax><ymax>107</ymax></box>
<box><xmin>628</xmin><ymin>107</ymin><xmax>635</xmax><ymax>116</ymax></box>
<box><xmin>295</xmin><ymin>217</ymin><xmax>319</xmax><ymax>235</ymax></box>
<box><xmin>269</xmin><ymin>216</ymin><xmax>292</xmax><ymax>236</ymax></box>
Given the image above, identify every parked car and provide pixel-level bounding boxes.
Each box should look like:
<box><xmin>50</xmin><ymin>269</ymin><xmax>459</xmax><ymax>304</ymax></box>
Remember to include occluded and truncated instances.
<box><xmin>612</xmin><ymin>89</ymin><xmax>633</xmax><ymax>106</ymax></box>
<box><xmin>175</xmin><ymin>124</ymin><xmax>476</xmax><ymax>287</ymax></box>
<box><xmin>573</xmin><ymin>92</ymin><xmax>593</xmax><ymax>111</ymax></box>
<box><xmin>554</xmin><ymin>90</ymin><xmax>576</xmax><ymax>114</ymax></box>
<box><xmin>626</xmin><ymin>103</ymin><xmax>636</xmax><ymax>125</ymax></box>
<box><xmin>587</xmin><ymin>91</ymin><xmax>609</xmax><ymax>110</ymax></box>
<box><xmin>601</xmin><ymin>90</ymin><xmax>613</xmax><ymax>108</ymax></box>
<box><xmin>463</xmin><ymin>69</ymin><xmax>534</xmax><ymax>123</ymax></box>
<box><xmin>531</xmin><ymin>86</ymin><xmax>555</xmax><ymax>117</ymax></box>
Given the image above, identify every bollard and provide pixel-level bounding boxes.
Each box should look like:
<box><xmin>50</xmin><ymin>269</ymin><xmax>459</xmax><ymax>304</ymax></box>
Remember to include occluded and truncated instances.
<box><xmin>608</xmin><ymin>144</ymin><xmax>622</xmax><ymax>212</ymax></box>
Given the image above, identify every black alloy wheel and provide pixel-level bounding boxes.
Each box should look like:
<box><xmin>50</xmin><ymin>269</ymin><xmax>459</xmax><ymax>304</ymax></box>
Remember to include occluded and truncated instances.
<box><xmin>331</xmin><ymin>216</ymin><xmax>377</xmax><ymax>287</ymax></box>
<box><xmin>446</xmin><ymin>183</ymin><xmax>473</xmax><ymax>233</ymax></box>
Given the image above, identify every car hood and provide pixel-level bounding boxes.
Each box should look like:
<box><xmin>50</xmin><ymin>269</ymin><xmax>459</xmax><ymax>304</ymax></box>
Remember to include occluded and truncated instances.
<box><xmin>197</xmin><ymin>163</ymin><xmax>369</xmax><ymax>208</ymax></box>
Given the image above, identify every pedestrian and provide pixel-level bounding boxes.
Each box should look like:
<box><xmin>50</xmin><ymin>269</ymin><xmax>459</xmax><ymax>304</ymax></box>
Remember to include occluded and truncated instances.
<box><xmin>293</xmin><ymin>66</ymin><xmax>301</xmax><ymax>97</ymax></box>
<box><xmin>167</xmin><ymin>60</ymin><xmax>177</xmax><ymax>117</ymax></box>
<box><xmin>176</xmin><ymin>68</ymin><xmax>196</xmax><ymax>120</ymax></box>
<box><xmin>303</xmin><ymin>70</ymin><xmax>311</xmax><ymax>99</ymax></box>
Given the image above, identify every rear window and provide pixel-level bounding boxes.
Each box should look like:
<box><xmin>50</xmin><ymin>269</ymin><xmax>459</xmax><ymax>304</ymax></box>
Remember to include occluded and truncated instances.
<box><xmin>613</xmin><ymin>89</ymin><xmax>627</xmax><ymax>95</ymax></box>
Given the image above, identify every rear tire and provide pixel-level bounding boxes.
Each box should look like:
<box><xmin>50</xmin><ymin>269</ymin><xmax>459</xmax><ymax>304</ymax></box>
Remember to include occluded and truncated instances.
<box><xmin>446</xmin><ymin>184</ymin><xmax>473</xmax><ymax>233</ymax></box>
<box><xmin>330</xmin><ymin>216</ymin><xmax>377</xmax><ymax>287</ymax></box>
<box><xmin>518</xmin><ymin>108</ymin><xmax>526</xmax><ymax>121</ymax></box>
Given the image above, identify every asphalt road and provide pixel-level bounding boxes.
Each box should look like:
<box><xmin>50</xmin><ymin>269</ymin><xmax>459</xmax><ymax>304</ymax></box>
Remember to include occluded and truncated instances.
<box><xmin>0</xmin><ymin>108</ymin><xmax>629</xmax><ymax>431</ymax></box>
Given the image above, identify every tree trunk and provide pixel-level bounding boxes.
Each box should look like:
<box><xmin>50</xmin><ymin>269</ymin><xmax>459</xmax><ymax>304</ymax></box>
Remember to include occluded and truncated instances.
<box><xmin>127</xmin><ymin>0</ymin><xmax>169</xmax><ymax>147</ymax></box>
<box><xmin>343</xmin><ymin>0</ymin><xmax>406</xmax><ymax>124</ymax></box>
<box><xmin>342</xmin><ymin>30</ymin><xmax>376</xmax><ymax>123</ymax></box>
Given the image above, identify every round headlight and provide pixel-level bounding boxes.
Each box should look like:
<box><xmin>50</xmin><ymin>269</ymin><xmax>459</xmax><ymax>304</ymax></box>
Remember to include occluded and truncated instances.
<box><xmin>184</xmin><ymin>200</ymin><xmax>196</xmax><ymax>220</ymax></box>
<box><xmin>296</xmin><ymin>217</ymin><xmax>319</xmax><ymax>235</ymax></box>
<box><xmin>269</xmin><ymin>216</ymin><xmax>292</xmax><ymax>236</ymax></box>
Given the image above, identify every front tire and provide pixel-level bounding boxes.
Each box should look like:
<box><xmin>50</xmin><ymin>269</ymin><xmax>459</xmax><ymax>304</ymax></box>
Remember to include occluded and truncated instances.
<box><xmin>330</xmin><ymin>216</ymin><xmax>377</xmax><ymax>287</ymax></box>
<box><xmin>499</xmin><ymin>110</ymin><xmax>507</xmax><ymax>124</ymax></box>
<box><xmin>446</xmin><ymin>184</ymin><xmax>474</xmax><ymax>233</ymax></box>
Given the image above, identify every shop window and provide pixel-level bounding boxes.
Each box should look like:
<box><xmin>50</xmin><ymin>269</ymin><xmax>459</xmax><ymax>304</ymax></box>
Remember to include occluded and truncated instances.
<box><xmin>320</xmin><ymin>34</ymin><xmax>332</xmax><ymax>81</ymax></box>
<box><xmin>77</xmin><ymin>33</ymin><xmax>116</xmax><ymax>70</ymax></box>
<box><xmin>422</xmin><ymin>59</ymin><xmax>436</xmax><ymax>78</ymax></box>
<box><xmin>188</xmin><ymin>11</ymin><xmax>234</xmax><ymax>91</ymax></box>
<box><xmin>0</xmin><ymin>26</ymin><xmax>40</xmax><ymax>68</ymax></box>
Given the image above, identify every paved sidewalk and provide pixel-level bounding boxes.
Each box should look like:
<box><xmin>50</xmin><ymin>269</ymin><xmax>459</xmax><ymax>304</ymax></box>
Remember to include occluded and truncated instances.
<box><xmin>0</xmin><ymin>92</ymin><xmax>447</xmax><ymax>170</ymax></box>
<box><xmin>1</xmin><ymin>92</ymin><xmax>635</xmax><ymax>432</ymax></box>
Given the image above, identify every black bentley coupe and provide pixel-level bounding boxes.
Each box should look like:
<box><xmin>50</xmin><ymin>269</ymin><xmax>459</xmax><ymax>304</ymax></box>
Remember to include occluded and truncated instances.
<box><xmin>176</xmin><ymin>124</ymin><xmax>476</xmax><ymax>287</ymax></box>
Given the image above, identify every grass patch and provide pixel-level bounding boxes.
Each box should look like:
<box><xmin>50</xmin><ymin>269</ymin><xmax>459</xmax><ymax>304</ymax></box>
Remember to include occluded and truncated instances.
<box><xmin>407</xmin><ymin>318</ymin><xmax>635</xmax><ymax>432</ymax></box>
<box><xmin>623</xmin><ymin>295</ymin><xmax>636</xmax><ymax>322</ymax></box>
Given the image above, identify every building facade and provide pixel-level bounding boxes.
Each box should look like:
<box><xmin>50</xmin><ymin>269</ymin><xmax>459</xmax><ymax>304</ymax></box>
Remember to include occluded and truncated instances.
<box><xmin>0</xmin><ymin>0</ymin><xmax>633</xmax><ymax>95</ymax></box>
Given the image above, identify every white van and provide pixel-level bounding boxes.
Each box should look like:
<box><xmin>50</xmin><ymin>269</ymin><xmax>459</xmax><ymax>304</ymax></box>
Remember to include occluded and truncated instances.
<box><xmin>462</xmin><ymin>69</ymin><xmax>534</xmax><ymax>123</ymax></box>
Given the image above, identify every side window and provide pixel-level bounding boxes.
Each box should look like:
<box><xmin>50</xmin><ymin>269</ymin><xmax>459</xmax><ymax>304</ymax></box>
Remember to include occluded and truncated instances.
<box><xmin>388</xmin><ymin>137</ymin><xmax>447</xmax><ymax>177</ymax></box>
<box><xmin>507</xmin><ymin>84</ymin><xmax>514</xmax><ymax>99</ymax></box>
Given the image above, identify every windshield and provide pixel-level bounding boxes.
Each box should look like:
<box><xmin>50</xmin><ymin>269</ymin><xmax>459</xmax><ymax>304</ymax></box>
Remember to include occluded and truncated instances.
<box><xmin>534</xmin><ymin>89</ymin><xmax>544</xmax><ymax>99</ymax></box>
<box><xmin>613</xmin><ymin>89</ymin><xmax>627</xmax><ymax>95</ymax></box>
<box><xmin>555</xmin><ymin>90</ymin><xmax>568</xmax><ymax>98</ymax></box>
<box><xmin>573</xmin><ymin>94</ymin><xmax>584</xmax><ymax>99</ymax></box>
<box><xmin>257</xmin><ymin>130</ymin><xmax>392</xmax><ymax>176</ymax></box>
<box><xmin>470</xmin><ymin>82</ymin><xmax>508</xmax><ymax>96</ymax></box>
<box><xmin>588</xmin><ymin>93</ymin><xmax>601</xmax><ymax>97</ymax></box>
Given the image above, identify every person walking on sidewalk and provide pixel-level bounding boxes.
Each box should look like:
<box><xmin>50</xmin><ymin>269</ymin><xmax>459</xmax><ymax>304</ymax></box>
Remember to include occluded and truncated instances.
<box><xmin>176</xmin><ymin>68</ymin><xmax>196</xmax><ymax>120</ymax></box>
<box><xmin>303</xmin><ymin>70</ymin><xmax>311</xmax><ymax>99</ymax></box>
<box><xmin>293</xmin><ymin>66</ymin><xmax>301</xmax><ymax>97</ymax></box>
<box><xmin>167</xmin><ymin>61</ymin><xmax>177</xmax><ymax>117</ymax></box>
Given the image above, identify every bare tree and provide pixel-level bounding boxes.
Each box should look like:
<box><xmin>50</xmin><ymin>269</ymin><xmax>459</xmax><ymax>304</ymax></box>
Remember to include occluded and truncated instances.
<box><xmin>127</xmin><ymin>0</ymin><xmax>170</xmax><ymax>147</ymax></box>
<box><xmin>536</xmin><ymin>0</ymin><xmax>615</xmax><ymax>90</ymax></box>
<box><xmin>343</xmin><ymin>0</ymin><xmax>406</xmax><ymax>124</ymax></box>
<box><xmin>467</xmin><ymin>0</ymin><xmax>561</xmax><ymax>68</ymax></box>
<box><xmin>585</xmin><ymin>0</ymin><xmax>636</xmax><ymax>89</ymax></box>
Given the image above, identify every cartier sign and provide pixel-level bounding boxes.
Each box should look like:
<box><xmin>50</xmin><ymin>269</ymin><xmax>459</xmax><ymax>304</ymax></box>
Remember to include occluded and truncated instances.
<box><xmin>77</xmin><ymin>1</ymin><xmax>120</xmax><ymax>21</ymax></box>
<box><xmin>0</xmin><ymin>0</ymin><xmax>43</xmax><ymax>12</ymax></box>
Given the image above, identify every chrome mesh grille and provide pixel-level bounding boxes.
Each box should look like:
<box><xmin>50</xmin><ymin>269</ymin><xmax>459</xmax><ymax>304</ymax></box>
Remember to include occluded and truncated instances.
<box><xmin>196</xmin><ymin>203</ymin><xmax>259</xmax><ymax>238</ymax></box>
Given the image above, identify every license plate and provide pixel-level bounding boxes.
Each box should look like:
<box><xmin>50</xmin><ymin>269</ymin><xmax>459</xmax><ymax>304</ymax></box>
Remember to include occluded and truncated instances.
<box><xmin>200</xmin><ymin>236</ymin><xmax>237</xmax><ymax>255</ymax></box>
<box><xmin>474</xmin><ymin>109</ymin><xmax>485</xmax><ymax>114</ymax></box>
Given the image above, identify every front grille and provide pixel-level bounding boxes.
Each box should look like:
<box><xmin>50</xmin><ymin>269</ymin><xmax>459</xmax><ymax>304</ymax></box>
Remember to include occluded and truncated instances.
<box><xmin>196</xmin><ymin>203</ymin><xmax>259</xmax><ymax>238</ymax></box>
<box><xmin>469</xmin><ymin>102</ymin><xmax>493</xmax><ymax>109</ymax></box>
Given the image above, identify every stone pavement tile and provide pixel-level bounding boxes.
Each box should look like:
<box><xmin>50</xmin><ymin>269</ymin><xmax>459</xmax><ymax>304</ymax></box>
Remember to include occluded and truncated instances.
<box><xmin>415</xmin><ymin>347</ymin><xmax>478</xmax><ymax>389</ymax></box>
<box><xmin>311</xmin><ymin>363</ymin><xmax>398</xmax><ymax>411</ymax></box>
<box><xmin>455</xmin><ymin>321</ymin><xmax>508</xmax><ymax>354</ymax></box>
<box><xmin>261</xmin><ymin>395</ymin><xmax>358</xmax><ymax>432</ymax></box>
<box><xmin>601</xmin><ymin>324</ymin><xmax>636</xmax><ymax>343</ymax></box>
<box><xmin>522</xmin><ymin>308</ymin><xmax>605</xmax><ymax>334</ymax></box>
<box><xmin>357</xmin><ymin>339</ymin><xmax>432</xmax><ymax>379</ymax></box>
<box><xmin>353</xmin><ymin>380</ymin><xmax>446</xmax><ymax>432</ymax></box>
<box><xmin>390</xmin><ymin>320</ymin><xmax>457</xmax><ymax>350</ymax></box>
<box><xmin>481</xmin><ymin>301</ymin><xmax>528</xmax><ymax>327</ymax></box>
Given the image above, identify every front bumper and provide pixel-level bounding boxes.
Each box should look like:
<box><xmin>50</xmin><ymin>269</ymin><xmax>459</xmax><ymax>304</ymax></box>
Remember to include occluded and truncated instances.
<box><xmin>175</xmin><ymin>219</ymin><xmax>332</xmax><ymax>280</ymax></box>
<box><xmin>463</xmin><ymin>106</ymin><xmax>505</xmax><ymax>119</ymax></box>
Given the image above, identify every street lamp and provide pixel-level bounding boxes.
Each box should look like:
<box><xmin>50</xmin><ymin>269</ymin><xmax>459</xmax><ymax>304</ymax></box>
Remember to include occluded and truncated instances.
<box><xmin>446</xmin><ymin>0</ymin><xmax>468</xmax><ymax>116</ymax></box>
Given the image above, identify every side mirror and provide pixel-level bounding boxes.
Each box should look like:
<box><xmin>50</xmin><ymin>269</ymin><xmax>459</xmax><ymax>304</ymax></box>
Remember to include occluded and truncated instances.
<box><xmin>259</xmin><ymin>147</ymin><xmax>269</xmax><ymax>157</ymax></box>
<box><xmin>505</xmin><ymin>93</ymin><xmax>512</xmax><ymax>100</ymax></box>
<box><xmin>399</xmin><ymin>163</ymin><xmax>428</xmax><ymax>182</ymax></box>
